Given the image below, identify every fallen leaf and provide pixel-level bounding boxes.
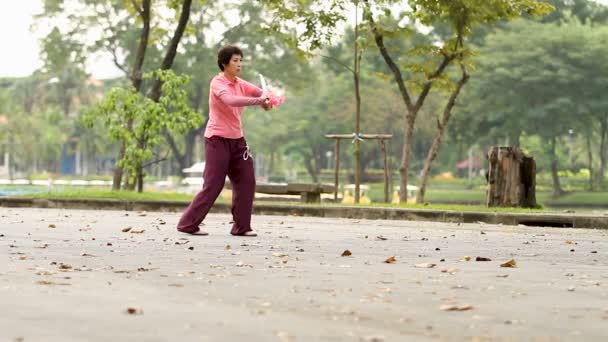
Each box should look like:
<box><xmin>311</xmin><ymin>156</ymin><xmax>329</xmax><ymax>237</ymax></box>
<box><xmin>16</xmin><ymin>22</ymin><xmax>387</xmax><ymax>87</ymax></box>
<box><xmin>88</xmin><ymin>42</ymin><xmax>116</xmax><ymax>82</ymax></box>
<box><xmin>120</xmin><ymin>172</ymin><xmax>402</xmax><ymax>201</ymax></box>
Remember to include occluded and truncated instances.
<box><xmin>168</xmin><ymin>283</ymin><xmax>184</xmax><ymax>287</ymax></box>
<box><xmin>476</xmin><ymin>257</ymin><xmax>492</xmax><ymax>262</ymax></box>
<box><xmin>441</xmin><ymin>268</ymin><xmax>460</xmax><ymax>274</ymax></box>
<box><xmin>130</xmin><ymin>229</ymin><xmax>145</xmax><ymax>234</ymax></box>
<box><xmin>48</xmin><ymin>224</ymin><xmax>56</xmax><ymax>228</ymax></box>
<box><xmin>35</xmin><ymin>280</ymin><xmax>71</xmax><ymax>286</ymax></box>
<box><xmin>81</xmin><ymin>253</ymin><xmax>95</xmax><ymax>257</ymax></box>
<box><xmin>440</xmin><ymin>304</ymin><xmax>474</xmax><ymax>311</ymax></box>
<box><xmin>341</xmin><ymin>250</ymin><xmax>352</xmax><ymax>257</ymax></box>
<box><xmin>188</xmin><ymin>246</ymin><xmax>194</xmax><ymax>251</ymax></box>
<box><xmin>461</xmin><ymin>256</ymin><xmax>472</xmax><ymax>261</ymax></box>
<box><xmin>415</xmin><ymin>263</ymin><xmax>436</xmax><ymax>268</ymax></box>
<box><xmin>376</xmin><ymin>236</ymin><xmax>388</xmax><ymax>241</ymax></box>
<box><xmin>565</xmin><ymin>240</ymin><xmax>574</xmax><ymax>244</ymax></box>
<box><xmin>384</xmin><ymin>256</ymin><xmax>397</xmax><ymax>264</ymax></box>
<box><xmin>35</xmin><ymin>244</ymin><xmax>49</xmax><ymax>249</ymax></box>
<box><xmin>19</xmin><ymin>255</ymin><xmax>27</xmax><ymax>260</ymax></box>
<box><xmin>225</xmin><ymin>245</ymin><xmax>232</xmax><ymax>250</ymax></box>
<box><xmin>126</xmin><ymin>307</ymin><xmax>143</xmax><ymax>315</ymax></box>
<box><xmin>496</xmin><ymin>274</ymin><xmax>510</xmax><ymax>278</ymax></box>
<box><xmin>121</xmin><ymin>227</ymin><xmax>132</xmax><ymax>233</ymax></box>
<box><xmin>59</xmin><ymin>264</ymin><xmax>72</xmax><ymax>270</ymax></box>
<box><xmin>272</xmin><ymin>253</ymin><xmax>289</xmax><ymax>257</ymax></box>
<box><xmin>500</xmin><ymin>259</ymin><xmax>517</xmax><ymax>268</ymax></box>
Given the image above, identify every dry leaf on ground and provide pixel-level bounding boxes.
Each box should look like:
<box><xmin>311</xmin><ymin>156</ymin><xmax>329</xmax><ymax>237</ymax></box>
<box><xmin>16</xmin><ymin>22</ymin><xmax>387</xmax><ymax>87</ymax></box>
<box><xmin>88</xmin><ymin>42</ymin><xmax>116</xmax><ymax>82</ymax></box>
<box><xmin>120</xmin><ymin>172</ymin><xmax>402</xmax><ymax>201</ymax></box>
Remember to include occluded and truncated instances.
<box><xmin>440</xmin><ymin>304</ymin><xmax>474</xmax><ymax>311</ymax></box>
<box><xmin>415</xmin><ymin>263</ymin><xmax>436</xmax><ymax>268</ymax></box>
<box><xmin>385</xmin><ymin>256</ymin><xmax>397</xmax><ymax>264</ymax></box>
<box><xmin>341</xmin><ymin>250</ymin><xmax>352</xmax><ymax>257</ymax></box>
<box><xmin>121</xmin><ymin>227</ymin><xmax>132</xmax><ymax>233</ymax></box>
<box><xmin>130</xmin><ymin>229</ymin><xmax>145</xmax><ymax>234</ymax></box>
<box><xmin>126</xmin><ymin>307</ymin><xmax>143</xmax><ymax>315</ymax></box>
<box><xmin>476</xmin><ymin>257</ymin><xmax>492</xmax><ymax>262</ymax></box>
<box><xmin>500</xmin><ymin>259</ymin><xmax>517</xmax><ymax>268</ymax></box>
<box><xmin>441</xmin><ymin>268</ymin><xmax>460</xmax><ymax>274</ymax></box>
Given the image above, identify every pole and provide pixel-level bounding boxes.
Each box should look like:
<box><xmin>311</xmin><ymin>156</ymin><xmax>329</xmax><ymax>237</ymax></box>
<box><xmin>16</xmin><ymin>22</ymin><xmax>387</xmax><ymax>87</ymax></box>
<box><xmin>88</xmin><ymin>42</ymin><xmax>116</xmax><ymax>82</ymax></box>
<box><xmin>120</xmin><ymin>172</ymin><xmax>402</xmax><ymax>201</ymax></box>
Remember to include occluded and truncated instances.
<box><xmin>381</xmin><ymin>140</ymin><xmax>389</xmax><ymax>203</ymax></box>
<box><xmin>334</xmin><ymin>139</ymin><xmax>340</xmax><ymax>201</ymax></box>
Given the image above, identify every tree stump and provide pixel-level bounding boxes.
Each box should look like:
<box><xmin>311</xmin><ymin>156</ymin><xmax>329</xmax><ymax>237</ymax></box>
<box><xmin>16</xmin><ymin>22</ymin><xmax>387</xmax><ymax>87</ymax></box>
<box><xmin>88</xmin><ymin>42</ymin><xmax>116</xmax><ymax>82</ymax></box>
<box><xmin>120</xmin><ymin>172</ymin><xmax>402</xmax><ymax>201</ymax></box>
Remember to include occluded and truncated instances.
<box><xmin>486</xmin><ymin>146</ymin><xmax>537</xmax><ymax>208</ymax></box>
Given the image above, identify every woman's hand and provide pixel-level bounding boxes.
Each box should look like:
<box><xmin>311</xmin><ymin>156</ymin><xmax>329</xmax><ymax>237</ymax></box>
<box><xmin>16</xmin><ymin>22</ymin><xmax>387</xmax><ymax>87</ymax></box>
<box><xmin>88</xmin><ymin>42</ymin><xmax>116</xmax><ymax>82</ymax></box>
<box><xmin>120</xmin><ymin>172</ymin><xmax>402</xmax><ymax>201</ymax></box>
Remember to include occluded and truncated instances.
<box><xmin>261</xmin><ymin>100</ymin><xmax>273</xmax><ymax>111</ymax></box>
<box><xmin>259</xmin><ymin>91</ymin><xmax>272</xmax><ymax>111</ymax></box>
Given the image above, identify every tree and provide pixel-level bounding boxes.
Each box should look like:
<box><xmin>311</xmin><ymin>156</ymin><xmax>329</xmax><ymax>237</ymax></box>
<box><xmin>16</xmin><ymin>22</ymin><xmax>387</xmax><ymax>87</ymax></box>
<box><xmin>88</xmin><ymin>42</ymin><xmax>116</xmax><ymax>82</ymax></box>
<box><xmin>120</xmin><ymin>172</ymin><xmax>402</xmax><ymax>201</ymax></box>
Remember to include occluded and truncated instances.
<box><xmin>361</xmin><ymin>0</ymin><xmax>553</xmax><ymax>203</ymax></box>
<box><xmin>37</xmin><ymin>0</ymin><xmax>195</xmax><ymax>190</ymax></box>
<box><xmin>86</xmin><ymin>70</ymin><xmax>202</xmax><ymax>192</ymax></box>
<box><xmin>453</xmin><ymin>19</ymin><xmax>608</xmax><ymax>196</ymax></box>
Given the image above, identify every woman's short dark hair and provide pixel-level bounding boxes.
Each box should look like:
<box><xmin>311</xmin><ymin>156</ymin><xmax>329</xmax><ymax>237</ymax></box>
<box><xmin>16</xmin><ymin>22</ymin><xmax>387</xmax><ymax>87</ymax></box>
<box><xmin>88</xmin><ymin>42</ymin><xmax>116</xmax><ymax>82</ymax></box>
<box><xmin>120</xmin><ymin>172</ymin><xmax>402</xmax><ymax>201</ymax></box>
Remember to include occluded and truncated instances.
<box><xmin>217</xmin><ymin>45</ymin><xmax>243</xmax><ymax>71</ymax></box>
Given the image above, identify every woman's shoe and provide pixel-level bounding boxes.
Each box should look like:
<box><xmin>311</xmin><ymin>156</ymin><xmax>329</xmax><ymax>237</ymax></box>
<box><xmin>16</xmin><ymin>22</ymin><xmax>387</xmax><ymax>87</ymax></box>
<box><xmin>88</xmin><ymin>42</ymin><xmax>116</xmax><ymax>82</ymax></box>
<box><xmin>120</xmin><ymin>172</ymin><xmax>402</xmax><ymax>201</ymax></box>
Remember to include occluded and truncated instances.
<box><xmin>242</xmin><ymin>230</ymin><xmax>258</xmax><ymax>237</ymax></box>
<box><xmin>178</xmin><ymin>228</ymin><xmax>209</xmax><ymax>236</ymax></box>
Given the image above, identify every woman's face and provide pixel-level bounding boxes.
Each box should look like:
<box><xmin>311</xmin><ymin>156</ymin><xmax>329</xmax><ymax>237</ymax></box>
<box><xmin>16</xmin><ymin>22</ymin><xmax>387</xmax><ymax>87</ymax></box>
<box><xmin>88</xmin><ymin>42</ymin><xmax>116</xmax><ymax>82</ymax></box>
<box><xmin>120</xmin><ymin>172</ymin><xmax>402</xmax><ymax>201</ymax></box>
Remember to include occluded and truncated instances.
<box><xmin>223</xmin><ymin>54</ymin><xmax>242</xmax><ymax>78</ymax></box>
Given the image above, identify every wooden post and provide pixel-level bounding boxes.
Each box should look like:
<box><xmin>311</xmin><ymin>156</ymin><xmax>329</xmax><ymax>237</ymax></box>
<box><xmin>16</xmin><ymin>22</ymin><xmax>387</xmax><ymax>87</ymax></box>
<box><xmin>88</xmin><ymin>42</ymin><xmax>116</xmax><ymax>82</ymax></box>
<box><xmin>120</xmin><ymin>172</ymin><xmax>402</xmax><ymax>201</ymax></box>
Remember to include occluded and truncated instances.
<box><xmin>380</xmin><ymin>139</ymin><xmax>389</xmax><ymax>203</ymax></box>
<box><xmin>325</xmin><ymin>134</ymin><xmax>392</xmax><ymax>203</ymax></box>
<box><xmin>334</xmin><ymin>139</ymin><xmax>340</xmax><ymax>201</ymax></box>
<box><xmin>486</xmin><ymin>146</ymin><xmax>537</xmax><ymax>208</ymax></box>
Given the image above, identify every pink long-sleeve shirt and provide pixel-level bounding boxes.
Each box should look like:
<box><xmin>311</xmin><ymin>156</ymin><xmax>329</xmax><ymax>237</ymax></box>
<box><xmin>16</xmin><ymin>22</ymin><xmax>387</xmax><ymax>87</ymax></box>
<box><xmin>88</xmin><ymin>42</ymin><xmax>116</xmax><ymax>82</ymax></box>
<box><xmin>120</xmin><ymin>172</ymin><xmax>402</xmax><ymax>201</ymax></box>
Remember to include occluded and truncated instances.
<box><xmin>204</xmin><ymin>73</ymin><xmax>264</xmax><ymax>139</ymax></box>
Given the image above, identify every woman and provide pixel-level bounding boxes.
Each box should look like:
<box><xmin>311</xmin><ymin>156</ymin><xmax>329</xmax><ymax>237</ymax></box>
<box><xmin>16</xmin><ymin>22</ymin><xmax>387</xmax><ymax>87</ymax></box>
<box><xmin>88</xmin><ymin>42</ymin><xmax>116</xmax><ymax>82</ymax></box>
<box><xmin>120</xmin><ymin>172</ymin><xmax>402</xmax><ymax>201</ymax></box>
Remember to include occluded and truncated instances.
<box><xmin>177</xmin><ymin>45</ymin><xmax>272</xmax><ymax>236</ymax></box>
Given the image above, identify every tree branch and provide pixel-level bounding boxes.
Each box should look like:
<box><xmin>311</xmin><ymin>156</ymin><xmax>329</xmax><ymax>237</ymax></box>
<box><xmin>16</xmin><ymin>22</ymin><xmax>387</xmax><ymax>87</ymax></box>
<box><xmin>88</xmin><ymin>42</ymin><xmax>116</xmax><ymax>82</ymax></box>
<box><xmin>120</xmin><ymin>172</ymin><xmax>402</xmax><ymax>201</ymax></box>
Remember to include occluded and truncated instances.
<box><xmin>109</xmin><ymin>46</ymin><xmax>128</xmax><ymax>75</ymax></box>
<box><xmin>363</xmin><ymin>0</ymin><xmax>413</xmax><ymax>111</ymax></box>
<box><xmin>318</xmin><ymin>54</ymin><xmax>355</xmax><ymax>75</ymax></box>
<box><xmin>130</xmin><ymin>0</ymin><xmax>143</xmax><ymax>15</ymax></box>
<box><xmin>130</xmin><ymin>0</ymin><xmax>151</xmax><ymax>92</ymax></box>
<box><xmin>148</xmin><ymin>0</ymin><xmax>193</xmax><ymax>101</ymax></box>
<box><xmin>413</xmin><ymin>53</ymin><xmax>456</xmax><ymax>111</ymax></box>
<box><xmin>142</xmin><ymin>150</ymin><xmax>171</xmax><ymax>168</ymax></box>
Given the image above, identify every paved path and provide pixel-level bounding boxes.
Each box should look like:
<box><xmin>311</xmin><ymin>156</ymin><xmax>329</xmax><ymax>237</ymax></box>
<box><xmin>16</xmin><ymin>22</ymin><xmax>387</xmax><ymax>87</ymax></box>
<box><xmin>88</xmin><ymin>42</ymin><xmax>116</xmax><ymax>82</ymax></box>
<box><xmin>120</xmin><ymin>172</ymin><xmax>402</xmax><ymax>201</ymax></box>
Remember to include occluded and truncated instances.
<box><xmin>1</xmin><ymin>207</ymin><xmax>607</xmax><ymax>342</ymax></box>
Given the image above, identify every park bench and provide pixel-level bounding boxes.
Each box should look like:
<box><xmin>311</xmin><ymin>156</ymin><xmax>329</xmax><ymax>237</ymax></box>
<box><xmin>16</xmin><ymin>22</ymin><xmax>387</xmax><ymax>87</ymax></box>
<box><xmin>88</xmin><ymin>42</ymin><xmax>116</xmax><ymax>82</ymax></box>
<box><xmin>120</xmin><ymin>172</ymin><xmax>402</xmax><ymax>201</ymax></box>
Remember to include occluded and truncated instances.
<box><xmin>225</xmin><ymin>182</ymin><xmax>335</xmax><ymax>203</ymax></box>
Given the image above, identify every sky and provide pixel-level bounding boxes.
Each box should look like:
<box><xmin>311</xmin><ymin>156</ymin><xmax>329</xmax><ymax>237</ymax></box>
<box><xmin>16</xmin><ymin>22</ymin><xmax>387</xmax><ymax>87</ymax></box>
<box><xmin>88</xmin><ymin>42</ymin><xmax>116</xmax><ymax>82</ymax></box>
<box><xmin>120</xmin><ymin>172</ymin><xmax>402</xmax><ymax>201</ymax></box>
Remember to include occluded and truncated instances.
<box><xmin>0</xmin><ymin>0</ymin><xmax>122</xmax><ymax>79</ymax></box>
<box><xmin>1</xmin><ymin>0</ymin><xmax>608</xmax><ymax>79</ymax></box>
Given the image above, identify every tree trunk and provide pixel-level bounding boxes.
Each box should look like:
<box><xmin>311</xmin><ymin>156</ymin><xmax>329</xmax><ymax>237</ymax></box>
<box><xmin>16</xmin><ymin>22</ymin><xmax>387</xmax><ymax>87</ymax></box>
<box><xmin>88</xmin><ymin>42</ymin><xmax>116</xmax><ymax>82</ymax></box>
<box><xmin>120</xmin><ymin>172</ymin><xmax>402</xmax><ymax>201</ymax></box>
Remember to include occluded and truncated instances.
<box><xmin>417</xmin><ymin>66</ymin><xmax>469</xmax><ymax>204</ymax></box>
<box><xmin>549</xmin><ymin>136</ymin><xmax>564</xmax><ymax>198</ymax></box>
<box><xmin>112</xmin><ymin>144</ymin><xmax>125</xmax><ymax>190</ymax></box>
<box><xmin>303</xmin><ymin>153</ymin><xmax>319</xmax><ymax>183</ymax></box>
<box><xmin>398</xmin><ymin>117</ymin><xmax>414</xmax><ymax>202</ymax></box>
<box><xmin>147</xmin><ymin>0</ymin><xmax>193</xmax><ymax>102</ymax></box>
<box><xmin>486</xmin><ymin>146</ymin><xmax>537</xmax><ymax>208</ymax></box>
<box><xmin>113</xmin><ymin>0</ymin><xmax>151</xmax><ymax>191</ymax></box>
<box><xmin>586</xmin><ymin>132</ymin><xmax>594</xmax><ymax>191</ymax></box>
<box><xmin>366</xmin><ymin>7</ymin><xmax>454</xmax><ymax>203</ymax></box>
<box><xmin>599</xmin><ymin>116</ymin><xmax>607</xmax><ymax>190</ymax></box>
<box><xmin>133</xmin><ymin>0</ymin><xmax>192</xmax><ymax>188</ymax></box>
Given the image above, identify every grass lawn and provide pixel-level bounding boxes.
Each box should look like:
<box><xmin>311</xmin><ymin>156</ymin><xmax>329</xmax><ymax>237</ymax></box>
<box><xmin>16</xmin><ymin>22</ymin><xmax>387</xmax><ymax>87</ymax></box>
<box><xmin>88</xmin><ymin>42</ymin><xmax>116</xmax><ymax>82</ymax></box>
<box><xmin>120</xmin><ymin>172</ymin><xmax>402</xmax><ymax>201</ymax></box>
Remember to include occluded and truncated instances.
<box><xmin>4</xmin><ymin>185</ymin><xmax>606</xmax><ymax>213</ymax></box>
<box><xmin>6</xmin><ymin>188</ymin><xmax>555</xmax><ymax>213</ymax></box>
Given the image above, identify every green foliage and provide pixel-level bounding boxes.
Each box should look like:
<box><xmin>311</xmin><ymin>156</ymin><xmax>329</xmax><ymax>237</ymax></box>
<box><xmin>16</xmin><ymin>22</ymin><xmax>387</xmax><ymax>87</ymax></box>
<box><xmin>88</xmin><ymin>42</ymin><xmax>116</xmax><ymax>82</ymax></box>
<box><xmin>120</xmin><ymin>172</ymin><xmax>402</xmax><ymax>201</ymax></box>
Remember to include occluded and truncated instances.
<box><xmin>85</xmin><ymin>70</ymin><xmax>202</xmax><ymax>180</ymax></box>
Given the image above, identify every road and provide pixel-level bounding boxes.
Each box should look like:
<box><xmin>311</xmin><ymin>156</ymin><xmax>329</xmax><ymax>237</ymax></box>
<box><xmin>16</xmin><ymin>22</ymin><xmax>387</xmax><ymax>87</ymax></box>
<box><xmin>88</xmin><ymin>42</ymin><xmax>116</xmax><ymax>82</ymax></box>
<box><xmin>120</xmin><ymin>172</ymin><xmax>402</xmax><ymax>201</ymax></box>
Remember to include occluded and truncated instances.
<box><xmin>1</xmin><ymin>207</ymin><xmax>607</xmax><ymax>341</ymax></box>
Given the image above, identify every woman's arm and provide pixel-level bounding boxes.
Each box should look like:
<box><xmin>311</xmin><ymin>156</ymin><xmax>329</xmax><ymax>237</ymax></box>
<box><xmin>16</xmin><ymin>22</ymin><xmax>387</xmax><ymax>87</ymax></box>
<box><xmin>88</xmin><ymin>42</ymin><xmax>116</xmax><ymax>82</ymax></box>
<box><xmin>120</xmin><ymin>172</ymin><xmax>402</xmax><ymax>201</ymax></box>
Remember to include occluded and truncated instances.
<box><xmin>212</xmin><ymin>80</ymin><xmax>265</xmax><ymax>107</ymax></box>
<box><xmin>218</xmin><ymin>92</ymin><xmax>264</xmax><ymax>107</ymax></box>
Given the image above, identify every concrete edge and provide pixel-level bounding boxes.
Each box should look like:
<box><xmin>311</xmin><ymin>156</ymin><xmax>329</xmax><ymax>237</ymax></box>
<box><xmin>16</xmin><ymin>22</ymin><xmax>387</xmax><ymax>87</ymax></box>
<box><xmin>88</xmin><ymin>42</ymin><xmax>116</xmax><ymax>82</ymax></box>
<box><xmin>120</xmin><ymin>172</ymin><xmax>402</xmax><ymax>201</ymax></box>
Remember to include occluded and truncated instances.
<box><xmin>1</xmin><ymin>197</ymin><xmax>607</xmax><ymax>230</ymax></box>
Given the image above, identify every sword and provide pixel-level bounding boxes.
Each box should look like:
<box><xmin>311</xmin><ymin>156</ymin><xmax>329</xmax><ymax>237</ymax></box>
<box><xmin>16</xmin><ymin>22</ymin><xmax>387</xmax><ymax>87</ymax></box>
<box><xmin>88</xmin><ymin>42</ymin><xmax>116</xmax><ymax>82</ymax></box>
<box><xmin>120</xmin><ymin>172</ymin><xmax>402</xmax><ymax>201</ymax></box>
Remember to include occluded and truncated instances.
<box><xmin>259</xmin><ymin>73</ymin><xmax>269</xmax><ymax>105</ymax></box>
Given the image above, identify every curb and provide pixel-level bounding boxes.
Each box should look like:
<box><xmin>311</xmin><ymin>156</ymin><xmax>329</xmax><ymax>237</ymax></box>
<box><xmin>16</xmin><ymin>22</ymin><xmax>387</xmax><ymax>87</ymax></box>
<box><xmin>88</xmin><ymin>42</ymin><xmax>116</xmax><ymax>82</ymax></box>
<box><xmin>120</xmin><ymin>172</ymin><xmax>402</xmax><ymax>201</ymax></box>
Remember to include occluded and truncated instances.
<box><xmin>1</xmin><ymin>197</ymin><xmax>607</xmax><ymax>230</ymax></box>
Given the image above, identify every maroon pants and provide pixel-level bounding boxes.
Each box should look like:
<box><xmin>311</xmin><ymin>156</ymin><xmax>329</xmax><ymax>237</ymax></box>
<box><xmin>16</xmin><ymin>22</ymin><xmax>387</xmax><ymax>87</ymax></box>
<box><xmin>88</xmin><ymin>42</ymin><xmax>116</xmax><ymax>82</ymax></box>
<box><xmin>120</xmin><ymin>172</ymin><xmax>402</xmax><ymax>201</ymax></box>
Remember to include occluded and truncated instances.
<box><xmin>177</xmin><ymin>136</ymin><xmax>255</xmax><ymax>235</ymax></box>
